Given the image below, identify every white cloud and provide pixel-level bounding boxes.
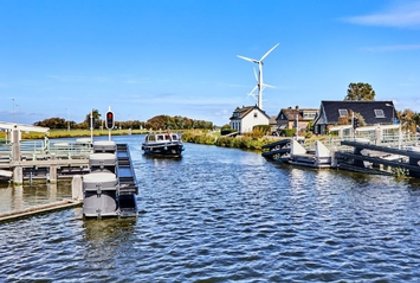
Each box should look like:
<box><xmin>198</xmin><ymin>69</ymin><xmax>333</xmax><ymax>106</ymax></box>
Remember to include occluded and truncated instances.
<box><xmin>361</xmin><ymin>44</ymin><xmax>420</xmax><ymax>52</ymax></box>
<box><xmin>344</xmin><ymin>1</ymin><xmax>420</xmax><ymax>28</ymax></box>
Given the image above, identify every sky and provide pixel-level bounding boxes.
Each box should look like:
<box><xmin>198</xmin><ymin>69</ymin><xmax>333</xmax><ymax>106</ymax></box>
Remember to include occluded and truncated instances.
<box><xmin>0</xmin><ymin>0</ymin><xmax>419</xmax><ymax>126</ymax></box>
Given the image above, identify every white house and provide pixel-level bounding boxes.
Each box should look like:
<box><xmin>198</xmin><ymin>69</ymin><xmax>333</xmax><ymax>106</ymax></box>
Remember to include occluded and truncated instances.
<box><xmin>229</xmin><ymin>105</ymin><xmax>270</xmax><ymax>134</ymax></box>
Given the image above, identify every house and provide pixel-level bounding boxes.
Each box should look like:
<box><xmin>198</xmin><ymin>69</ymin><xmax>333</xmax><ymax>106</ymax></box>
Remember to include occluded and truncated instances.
<box><xmin>230</xmin><ymin>105</ymin><xmax>270</xmax><ymax>134</ymax></box>
<box><xmin>269</xmin><ymin>116</ymin><xmax>278</xmax><ymax>133</ymax></box>
<box><xmin>313</xmin><ymin>100</ymin><xmax>397</xmax><ymax>134</ymax></box>
<box><xmin>275</xmin><ymin>106</ymin><xmax>319</xmax><ymax>132</ymax></box>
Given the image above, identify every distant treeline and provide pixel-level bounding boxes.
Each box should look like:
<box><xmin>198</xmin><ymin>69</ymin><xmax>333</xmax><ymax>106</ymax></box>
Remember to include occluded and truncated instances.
<box><xmin>34</xmin><ymin>111</ymin><xmax>213</xmax><ymax>130</ymax></box>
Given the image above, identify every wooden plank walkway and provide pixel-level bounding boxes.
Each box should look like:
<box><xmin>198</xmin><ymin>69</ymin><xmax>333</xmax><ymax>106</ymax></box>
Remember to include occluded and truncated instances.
<box><xmin>0</xmin><ymin>199</ymin><xmax>82</xmax><ymax>223</ymax></box>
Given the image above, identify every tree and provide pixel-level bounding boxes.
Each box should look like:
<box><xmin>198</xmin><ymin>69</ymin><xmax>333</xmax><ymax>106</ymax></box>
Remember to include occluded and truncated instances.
<box><xmin>145</xmin><ymin>115</ymin><xmax>213</xmax><ymax>130</ymax></box>
<box><xmin>345</xmin><ymin>82</ymin><xmax>376</xmax><ymax>101</ymax></box>
<box><xmin>414</xmin><ymin>112</ymin><xmax>420</xmax><ymax>127</ymax></box>
<box><xmin>336</xmin><ymin>111</ymin><xmax>366</xmax><ymax>127</ymax></box>
<box><xmin>398</xmin><ymin>109</ymin><xmax>416</xmax><ymax>133</ymax></box>
<box><xmin>34</xmin><ymin>117</ymin><xmax>76</xmax><ymax>129</ymax></box>
<box><xmin>83</xmin><ymin>109</ymin><xmax>102</xmax><ymax>129</ymax></box>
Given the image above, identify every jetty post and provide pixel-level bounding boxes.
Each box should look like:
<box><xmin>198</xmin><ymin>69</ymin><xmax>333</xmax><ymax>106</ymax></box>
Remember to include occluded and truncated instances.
<box><xmin>48</xmin><ymin>155</ymin><xmax>58</xmax><ymax>183</ymax></box>
<box><xmin>11</xmin><ymin>127</ymin><xmax>23</xmax><ymax>185</ymax></box>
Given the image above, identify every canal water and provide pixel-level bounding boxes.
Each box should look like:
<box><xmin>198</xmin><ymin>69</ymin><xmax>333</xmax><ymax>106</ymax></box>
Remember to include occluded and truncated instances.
<box><xmin>1</xmin><ymin>135</ymin><xmax>419</xmax><ymax>282</ymax></box>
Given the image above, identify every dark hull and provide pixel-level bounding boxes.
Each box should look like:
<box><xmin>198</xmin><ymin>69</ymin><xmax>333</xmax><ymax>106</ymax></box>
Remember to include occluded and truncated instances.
<box><xmin>142</xmin><ymin>142</ymin><xmax>184</xmax><ymax>158</ymax></box>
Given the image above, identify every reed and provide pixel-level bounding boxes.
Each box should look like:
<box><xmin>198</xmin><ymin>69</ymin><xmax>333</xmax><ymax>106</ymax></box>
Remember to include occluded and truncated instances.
<box><xmin>182</xmin><ymin>130</ymin><xmax>275</xmax><ymax>151</ymax></box>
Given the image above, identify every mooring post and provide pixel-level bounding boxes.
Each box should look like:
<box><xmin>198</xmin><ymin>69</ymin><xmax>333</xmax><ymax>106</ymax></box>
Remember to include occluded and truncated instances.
<box><xmin>408</xmin><ymin>156</ymin><xmax>420</xmax><ymax>178</ymax></box>
<box><xmin>11</xmin><ymin>128</ymin><xmax>23</xmax><ymax>185</ymax></box>
<box><xmin>353</xmin><ymin>146</ymin><xmax>365</xmax><ymax>167</ymax></box>
<box><xmin>71</xmin><ymin>175</ymin><xmax>83</xmax><ymax>201</ymax></box>
<box><xmin>49</xmin><ymin>155</ymin><xmax>57</xmax><ymax>183</ymax></box>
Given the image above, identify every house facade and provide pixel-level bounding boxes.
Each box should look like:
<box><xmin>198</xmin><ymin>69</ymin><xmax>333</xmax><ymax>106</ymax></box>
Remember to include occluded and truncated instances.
<box><xmin>313</xmin><ymin>100</ymin><xmax>397</xmax><ymax>134</ymax></box>
<box><xmin>275</xmin><ymin>106</ymin><xmax>319</xmax><ymax>132</ymax></box>
<box><xmin>230</xmin><ymin>105</ymin><xmax>270</xmax><ymax>134</ymax></box>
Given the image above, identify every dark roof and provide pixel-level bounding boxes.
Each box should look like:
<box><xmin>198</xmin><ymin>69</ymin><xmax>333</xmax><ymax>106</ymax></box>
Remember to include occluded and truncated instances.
<box><xmin>230</xmin><ymin>105</ymin><xmax>270</xmax><ymax>120</ymax></box>
<box><xmin>319</xmin><ymin>100</ymin><xmax>396</xmax><ymax>125</ymax></box>
<box><xmin>276</xmin><ymin>108</ymin><xmax>319</xmax><ymax>121</ymax></box>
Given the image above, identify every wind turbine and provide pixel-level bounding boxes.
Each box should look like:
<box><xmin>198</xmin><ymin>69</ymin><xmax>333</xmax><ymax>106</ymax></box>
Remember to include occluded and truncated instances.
<box><xmin>237</xmin><ymin>43</ymin><xmax>279</xmax><ymax>110</ymax></box>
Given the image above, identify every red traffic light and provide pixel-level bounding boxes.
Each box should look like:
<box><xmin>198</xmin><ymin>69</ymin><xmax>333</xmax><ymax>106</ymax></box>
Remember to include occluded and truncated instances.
<box><xmin>105</xmin><ymin>111</ymin><xmax>115</xmax><ymax>129</ymax></box>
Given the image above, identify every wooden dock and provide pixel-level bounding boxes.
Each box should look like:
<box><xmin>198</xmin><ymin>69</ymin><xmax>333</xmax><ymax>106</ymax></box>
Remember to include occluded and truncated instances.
<box><xmin>0</xmin><ymin>199</ymin><xmax>82</xmax><ymax>223</ymax></box>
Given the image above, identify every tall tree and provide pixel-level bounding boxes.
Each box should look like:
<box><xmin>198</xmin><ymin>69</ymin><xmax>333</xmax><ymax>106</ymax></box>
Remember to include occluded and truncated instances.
<box><xmin>84</xmin><ymin>109</ymin><xmax>102</xmax><ymax>128</ymax></box>
<box><xmin>345</xmin><ymin>82</ymin><xmax>376</xmax><ymax>101</ymax></box>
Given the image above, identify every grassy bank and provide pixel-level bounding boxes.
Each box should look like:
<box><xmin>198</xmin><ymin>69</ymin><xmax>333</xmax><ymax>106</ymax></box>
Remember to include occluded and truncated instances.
<box><xmin>0</xmin><ymin>129</ymin><xmax>148</xmax><ymax>140</ymax></box>
<box><xmin>182</xmin><ymin>130</ymin><xmax>280</xmax><ymax>151</ymax></box>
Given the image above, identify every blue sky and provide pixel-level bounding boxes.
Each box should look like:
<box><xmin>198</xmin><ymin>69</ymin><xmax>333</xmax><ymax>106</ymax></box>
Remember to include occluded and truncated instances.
<box><xmin>0</xmin><ymin>0</ymin><xmax>419</xmax><ymax>126</ymax></box>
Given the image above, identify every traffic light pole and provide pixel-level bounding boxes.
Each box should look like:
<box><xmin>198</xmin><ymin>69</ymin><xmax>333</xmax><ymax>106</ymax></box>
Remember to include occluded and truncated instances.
<box><xmin>106</xmin><ymin>106</ymin><xmax>114</xmax><ymax>141</ymax></box>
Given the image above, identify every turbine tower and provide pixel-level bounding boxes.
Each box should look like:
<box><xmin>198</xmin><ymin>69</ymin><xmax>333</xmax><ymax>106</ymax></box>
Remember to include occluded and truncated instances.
<box><xmin>237</xmin><ymin>43</ymin><xmax>279</xmax><ymax>110</ymax></box>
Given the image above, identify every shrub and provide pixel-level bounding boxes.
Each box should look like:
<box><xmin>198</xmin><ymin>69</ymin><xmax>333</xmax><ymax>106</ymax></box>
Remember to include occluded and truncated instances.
<box><xmin>280</xmin><ymin>128</ymin><xmax>296</xmax><ymax>137</ymax></box>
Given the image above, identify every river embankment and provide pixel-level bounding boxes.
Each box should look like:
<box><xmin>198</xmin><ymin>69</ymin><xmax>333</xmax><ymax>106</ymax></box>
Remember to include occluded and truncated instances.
<box><xmin>181</xmin><ymin>130</ymin><xmax>281</xmax><ymax>151</ymax></box>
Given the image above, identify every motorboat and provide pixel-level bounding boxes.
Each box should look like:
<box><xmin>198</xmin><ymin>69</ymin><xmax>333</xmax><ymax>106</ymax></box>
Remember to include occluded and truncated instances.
<box><xmin>141</xmin><ymin>132</ymin><xmax>184</xmax><ymax>157</ymax></box>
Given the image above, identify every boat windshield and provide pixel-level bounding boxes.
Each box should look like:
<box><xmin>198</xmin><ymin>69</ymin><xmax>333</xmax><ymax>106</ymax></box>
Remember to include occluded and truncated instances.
<box><xmin>149</xmin><ymin>135</ymin><xmax>156</xmax><ymax>142</ymax></box>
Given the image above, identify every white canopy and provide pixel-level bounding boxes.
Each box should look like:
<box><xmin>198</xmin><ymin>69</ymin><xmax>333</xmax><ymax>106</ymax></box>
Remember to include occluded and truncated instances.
<box><xmin>0</xmin><ymin>121</ymin><xmax>49</xmax><ymax>133</ymax></box>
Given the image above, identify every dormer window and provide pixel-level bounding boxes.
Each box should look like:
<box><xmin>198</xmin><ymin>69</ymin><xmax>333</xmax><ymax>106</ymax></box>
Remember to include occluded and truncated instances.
<box><xmin>338</xmin><ymin>109</ymin><xmax>349</xmax><ymax>117</ymax></box>
<box><xmin>374</xmin><ymin>109</ymin><xmax>385</xmax><ymax>118</ymax></box>
<box><xmin>303</xmin><ymin>112</ymin><xmax>316</xmax><ymax>119</ymax></box>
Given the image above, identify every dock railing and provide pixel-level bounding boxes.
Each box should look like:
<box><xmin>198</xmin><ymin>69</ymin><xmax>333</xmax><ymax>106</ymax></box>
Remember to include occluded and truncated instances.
<box><xmin>0</xmin><ymin>140</ymin><xmax>92</xmax><ymax>162</ymax></box>
<box><xmin>301</xmin><ymin>132</ymin><xmax>419</xmax><ymax>153</ymax></box>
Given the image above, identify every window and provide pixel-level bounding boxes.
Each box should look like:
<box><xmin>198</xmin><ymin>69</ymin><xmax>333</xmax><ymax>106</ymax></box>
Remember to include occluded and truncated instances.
<box><xmin>303</xmin><ymin>112</ymin><xmax>317</xmax><ymax>120</ymax></box>
<box><xmin>254</xmin><ymin>112</ymin><xmax>258</xmax><ymax>118</ymax></box>
<box><xmin>374</xmin><ymin>109</ymin><xmax>385</xmax><ymax>118</ymax></box>
<box><xmin>338</xmin><ymin>109</ymin><xmax>348</xmax><ymax>117</ymax></box>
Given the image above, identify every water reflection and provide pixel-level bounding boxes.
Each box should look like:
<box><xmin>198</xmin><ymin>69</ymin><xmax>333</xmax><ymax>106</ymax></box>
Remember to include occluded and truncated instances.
<box><xmin>0</xmin><ymin>137</ymin><xmax>419</xmax><ymax>282</ymax></box>
<box><xmin>0</xmin><ymin>181</ymin><xmax>71</xmax><ymax>213</ymax></box>
<box><xmin>83</xmin><ymin>218</ymin><xmax>136</xmax><ymax>242</ymax></box>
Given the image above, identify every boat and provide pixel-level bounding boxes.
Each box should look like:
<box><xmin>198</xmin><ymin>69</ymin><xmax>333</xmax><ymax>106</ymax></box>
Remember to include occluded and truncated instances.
<box><xmin>141</xmin><ymin>132</ymin><xmax>184</xmax><ymax>157</ymax></box>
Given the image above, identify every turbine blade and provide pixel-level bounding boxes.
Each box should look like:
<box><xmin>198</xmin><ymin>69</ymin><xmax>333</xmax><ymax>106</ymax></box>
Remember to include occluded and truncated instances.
<box><xmin>253</xmin><ymin>68</ymin><xmax>258</xmax><ymax>81</ymax></box>
<box><xmin>260</xmin><ymin>43</ymin><xmax>280</xmax><ymax>62</ymax></box>
<box><xmin>247</xmin><ymin>85</ymin><xmax>258</xmax><ymax>97</ymax></box>
<box><xmin>263</xmin><ymin>83</ymin><xmax>276</xmax><ymax>89</ymax></box>
<box><xmin>237</xmin><ymin>55</ymin><xmax>258</xmax><ymax>63</ymax></box>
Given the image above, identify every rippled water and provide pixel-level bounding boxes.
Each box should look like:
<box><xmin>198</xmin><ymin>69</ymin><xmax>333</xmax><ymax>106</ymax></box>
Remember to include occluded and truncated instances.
<box><xmin>1</xmin><ymin>135</ymin><xmax>419</xmax><ymax>282</ymax></box>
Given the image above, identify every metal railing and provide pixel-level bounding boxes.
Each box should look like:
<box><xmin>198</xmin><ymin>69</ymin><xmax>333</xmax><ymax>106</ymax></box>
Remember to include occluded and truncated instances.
<box><xmin>0</xmin><ymin>140</ymin><xmax>92</xmax><ymax>161</ymax></box>
<box><xmin>303</xmin><ymin>133</ymin><xmax>419</xmax><ymax>153</ymax></box>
